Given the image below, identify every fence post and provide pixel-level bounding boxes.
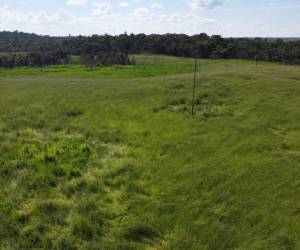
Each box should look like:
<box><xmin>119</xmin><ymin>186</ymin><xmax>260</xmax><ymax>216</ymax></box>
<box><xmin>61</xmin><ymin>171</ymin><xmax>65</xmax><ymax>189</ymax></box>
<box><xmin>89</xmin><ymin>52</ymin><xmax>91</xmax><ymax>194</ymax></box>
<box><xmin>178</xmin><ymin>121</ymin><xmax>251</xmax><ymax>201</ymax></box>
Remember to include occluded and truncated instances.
<box><xmin>192</xmin><ymin>58</ymin><xmax>198</xmax><ymax>117</ymax></box>
<box><xmin>132</xmin><ymin>55</ymin><xmax>136</xmax><ymax>77</ymax></box>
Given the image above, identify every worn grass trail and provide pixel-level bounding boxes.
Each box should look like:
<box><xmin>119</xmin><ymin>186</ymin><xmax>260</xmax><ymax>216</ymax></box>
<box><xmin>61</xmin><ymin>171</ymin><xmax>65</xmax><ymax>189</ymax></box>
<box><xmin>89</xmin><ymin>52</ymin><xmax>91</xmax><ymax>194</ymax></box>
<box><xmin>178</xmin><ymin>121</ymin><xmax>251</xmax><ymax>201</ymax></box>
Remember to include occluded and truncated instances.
<box><xmin>0</xmin><ymin>57</ymin><xmax>299</xmax><ymax>249</ymax></box>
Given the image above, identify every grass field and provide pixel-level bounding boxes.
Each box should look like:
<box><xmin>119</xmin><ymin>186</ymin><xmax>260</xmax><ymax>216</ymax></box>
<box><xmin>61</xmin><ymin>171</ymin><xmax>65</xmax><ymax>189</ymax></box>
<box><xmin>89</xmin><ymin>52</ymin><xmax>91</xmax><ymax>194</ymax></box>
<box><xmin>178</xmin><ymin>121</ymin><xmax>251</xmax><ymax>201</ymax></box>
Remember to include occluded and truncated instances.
<box><xmin>0</xmin><ymin>55</ymin><xmax>299</xmax><ymax>249</ymax></box>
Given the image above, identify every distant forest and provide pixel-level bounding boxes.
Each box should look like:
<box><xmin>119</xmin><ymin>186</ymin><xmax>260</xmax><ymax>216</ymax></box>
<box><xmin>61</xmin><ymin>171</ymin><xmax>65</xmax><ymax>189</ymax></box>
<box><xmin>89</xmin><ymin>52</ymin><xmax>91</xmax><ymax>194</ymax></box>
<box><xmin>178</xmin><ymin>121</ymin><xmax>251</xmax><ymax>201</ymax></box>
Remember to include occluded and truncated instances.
<box><xmin>0</xmin><ymin>31</ymin><xmax>299</xmax><ymax>68</ymax></box>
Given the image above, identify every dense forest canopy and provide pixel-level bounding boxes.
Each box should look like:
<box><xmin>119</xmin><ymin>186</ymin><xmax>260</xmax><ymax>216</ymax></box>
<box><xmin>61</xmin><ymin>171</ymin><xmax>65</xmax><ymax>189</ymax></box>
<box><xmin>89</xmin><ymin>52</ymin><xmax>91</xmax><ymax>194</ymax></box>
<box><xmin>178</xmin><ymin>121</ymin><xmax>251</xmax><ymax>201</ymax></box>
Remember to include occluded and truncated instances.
<box><xmin>0</xmin><ymin>31</ymin><xmax>299</xmax><ymax>68</ymax></box>
<box><xmin>0</xmin><ymin>31</ymin><xmax>64</xmax><ymax>52</ymax></box>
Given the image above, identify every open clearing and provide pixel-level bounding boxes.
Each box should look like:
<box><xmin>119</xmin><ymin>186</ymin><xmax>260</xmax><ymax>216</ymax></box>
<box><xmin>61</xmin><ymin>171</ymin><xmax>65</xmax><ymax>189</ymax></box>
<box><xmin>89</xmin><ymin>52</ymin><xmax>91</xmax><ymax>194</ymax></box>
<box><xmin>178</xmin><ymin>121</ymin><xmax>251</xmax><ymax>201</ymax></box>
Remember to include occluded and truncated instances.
<box><xmin>0</xmin><ymin>55</ymin><xmax>300</xmax><ymax>249</ymax></box>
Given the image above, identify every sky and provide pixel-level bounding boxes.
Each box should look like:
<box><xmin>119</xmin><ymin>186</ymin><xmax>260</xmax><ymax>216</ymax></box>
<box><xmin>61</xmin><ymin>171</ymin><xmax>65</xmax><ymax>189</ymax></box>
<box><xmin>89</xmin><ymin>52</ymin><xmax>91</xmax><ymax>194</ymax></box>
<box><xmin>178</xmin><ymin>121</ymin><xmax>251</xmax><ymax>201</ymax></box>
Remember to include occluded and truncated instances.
<box><xmin>0</xmin><ymin>0</ymin><xmax>299</xmax><ymax>37</ymax></box>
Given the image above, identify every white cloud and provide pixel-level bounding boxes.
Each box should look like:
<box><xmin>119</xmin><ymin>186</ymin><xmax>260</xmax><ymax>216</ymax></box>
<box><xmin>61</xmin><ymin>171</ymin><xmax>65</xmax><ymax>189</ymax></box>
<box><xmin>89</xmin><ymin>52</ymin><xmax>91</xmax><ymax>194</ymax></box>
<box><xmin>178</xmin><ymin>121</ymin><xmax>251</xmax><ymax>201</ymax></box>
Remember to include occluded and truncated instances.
<box><xmin>129</xmin><ymin>8</ymin><xmax>150</xmax><ymax>20</ymax></box>
<box><xmin>16</xmin><ymin>1</ymin><xmax>28</xmax><ymax>5</ymax></box>
<box><xmin>52</xmin><ymin>9</ymin><xmax>75</xmax><ymax>23</ymax></box>
<box><xmin>0</xmin><ymin>6</ymin><xmax>77</xmax><ymax>26</ymax></box>
<box><xmin>66</xmin><ymin>0</ymin><xmax>89</xmax><ymax>6</ymax></box>
<box><xmin>1</xmin><ymin>0</ymin><xmax>298</xmax><ymax>37</ymax></box>
<box><xmin>119</xmin><ymin>1</ymin><xmax>129</xmax><ymax>8</ymax></box>
<box><xmin>0</xmin><ymin>4</ymin><xmax>221</xmax><ymax>35</ymax></box>
<box><xmin>151</xmin><ymin>3</ymin><xmax>162</xmax><ymax>9</ymax></box>
<box><xmin>92</xmin><ymin>2</ymin><xmax>113</xmax><ymax>15</ymax></box>
<box><xmin>189</xmin><ymin>0</ymin><xmax>225</xmax><ymax>9</ymax></box>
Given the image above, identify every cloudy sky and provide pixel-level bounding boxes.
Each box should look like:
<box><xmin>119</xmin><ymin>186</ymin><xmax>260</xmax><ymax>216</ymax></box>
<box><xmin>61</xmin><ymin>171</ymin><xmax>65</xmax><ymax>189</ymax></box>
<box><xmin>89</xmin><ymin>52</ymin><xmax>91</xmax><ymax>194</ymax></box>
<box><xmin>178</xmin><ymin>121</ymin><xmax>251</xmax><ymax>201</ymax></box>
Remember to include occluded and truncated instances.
<box><xmin>0</xmin><ymin>0</ymin><xmax>299</xmax><ymax>37</ymax></box>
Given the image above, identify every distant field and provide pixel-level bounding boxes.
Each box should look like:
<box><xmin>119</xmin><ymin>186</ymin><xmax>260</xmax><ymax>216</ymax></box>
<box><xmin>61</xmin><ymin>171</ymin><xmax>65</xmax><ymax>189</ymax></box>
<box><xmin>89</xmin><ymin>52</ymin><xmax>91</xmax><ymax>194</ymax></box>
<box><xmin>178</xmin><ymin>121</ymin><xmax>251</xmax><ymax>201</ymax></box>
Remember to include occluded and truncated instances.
<box><xmin>0</xmin><ymin>54</ymin><xmax>196</xmax><ymax>79</ymax></box>
<box><xmin>0</xmin><ymin>55</ymin><xmax>299</xmax><ymax>249</ymax></box>
<box><xmin>0</xmin><ymin>54</ymin><xmax>275</xmax><ymax>79</ymax></box>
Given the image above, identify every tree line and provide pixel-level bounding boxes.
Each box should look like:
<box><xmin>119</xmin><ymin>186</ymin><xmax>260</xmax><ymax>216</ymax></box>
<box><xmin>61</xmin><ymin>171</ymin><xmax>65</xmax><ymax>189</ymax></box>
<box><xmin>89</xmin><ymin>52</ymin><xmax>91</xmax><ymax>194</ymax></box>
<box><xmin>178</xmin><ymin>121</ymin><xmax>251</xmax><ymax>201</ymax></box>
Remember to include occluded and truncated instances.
<box><xmin>63</xmin><ymin>33</ymin><xmax>299</xmax><ymax>64</ymax></box>
<box><xmin>80</xmin><ymin>52</ymin><xmax>130</xmax><ymax>68</ymax></box>
<box><xmin>0</xmin><ymin>31</ymin><xmax>299</xmax><ymax>68</ymax></box>
<box><xmin>0</xmin><ymin>50</ymin><xmax>69</xmax><ymax>68</ymax></box>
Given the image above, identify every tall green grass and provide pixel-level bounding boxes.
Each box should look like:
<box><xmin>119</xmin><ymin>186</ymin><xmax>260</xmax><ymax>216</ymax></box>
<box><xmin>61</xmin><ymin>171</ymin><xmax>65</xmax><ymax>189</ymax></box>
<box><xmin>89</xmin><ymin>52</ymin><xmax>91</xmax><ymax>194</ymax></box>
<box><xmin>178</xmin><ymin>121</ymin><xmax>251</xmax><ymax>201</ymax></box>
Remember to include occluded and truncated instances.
<box><xmin>0</xmin><ymin>55</ymin><xmax>299</xmax><ymax>249</ymax></box>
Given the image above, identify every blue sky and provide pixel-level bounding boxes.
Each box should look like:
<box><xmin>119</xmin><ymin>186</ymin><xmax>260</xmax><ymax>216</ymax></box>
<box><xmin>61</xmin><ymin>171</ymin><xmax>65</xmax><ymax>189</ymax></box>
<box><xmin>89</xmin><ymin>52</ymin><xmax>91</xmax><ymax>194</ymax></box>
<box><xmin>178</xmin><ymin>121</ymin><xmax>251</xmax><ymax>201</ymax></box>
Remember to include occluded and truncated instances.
<box><xmin>0</xmin><ymin>0</ymin><xmax>299</xmax><ymax>36</ymax></box>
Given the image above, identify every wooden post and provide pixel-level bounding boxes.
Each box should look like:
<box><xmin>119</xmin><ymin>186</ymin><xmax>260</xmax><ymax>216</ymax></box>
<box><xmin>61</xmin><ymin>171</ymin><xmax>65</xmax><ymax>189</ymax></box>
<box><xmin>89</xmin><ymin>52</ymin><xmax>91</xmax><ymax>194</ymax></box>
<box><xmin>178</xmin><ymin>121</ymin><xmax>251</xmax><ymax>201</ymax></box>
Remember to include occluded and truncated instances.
<box><xmin>147</xmin><ymin>56</ymin><xmax>150</xmax><ymax>76</ymax></box>
<box><xmin>132</xmin><ymin>55</ymin><xmax>136</xmax><ymax>77</ymax></box>
<box><xmin>192</xmin><ymin>58</ymin><xmax>198</xmax><ymax>117</ymax></box>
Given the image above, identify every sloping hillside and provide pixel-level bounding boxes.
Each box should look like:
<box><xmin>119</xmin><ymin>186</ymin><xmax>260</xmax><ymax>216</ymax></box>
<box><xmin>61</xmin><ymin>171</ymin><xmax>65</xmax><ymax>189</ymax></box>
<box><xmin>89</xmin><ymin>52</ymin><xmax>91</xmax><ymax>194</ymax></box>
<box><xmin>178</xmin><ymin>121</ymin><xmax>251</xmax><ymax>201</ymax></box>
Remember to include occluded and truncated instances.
<box><xmin>0</xmin><ymin>56</ymin><xmax>299</xmax><ymax>249</ymax></box>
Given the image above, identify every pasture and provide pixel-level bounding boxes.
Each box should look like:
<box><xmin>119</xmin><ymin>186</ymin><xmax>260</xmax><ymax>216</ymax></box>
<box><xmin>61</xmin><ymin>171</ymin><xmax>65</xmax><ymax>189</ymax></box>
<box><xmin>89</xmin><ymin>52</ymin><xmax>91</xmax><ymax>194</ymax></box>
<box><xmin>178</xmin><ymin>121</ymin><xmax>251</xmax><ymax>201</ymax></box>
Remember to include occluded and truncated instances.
<box><xmin>0</xmin><ymin>55</ymin><xmax>299</xmax><ymax>249</ymax></box>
